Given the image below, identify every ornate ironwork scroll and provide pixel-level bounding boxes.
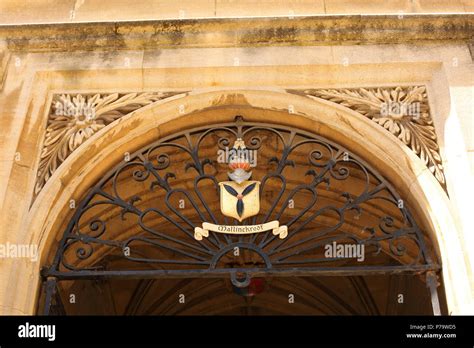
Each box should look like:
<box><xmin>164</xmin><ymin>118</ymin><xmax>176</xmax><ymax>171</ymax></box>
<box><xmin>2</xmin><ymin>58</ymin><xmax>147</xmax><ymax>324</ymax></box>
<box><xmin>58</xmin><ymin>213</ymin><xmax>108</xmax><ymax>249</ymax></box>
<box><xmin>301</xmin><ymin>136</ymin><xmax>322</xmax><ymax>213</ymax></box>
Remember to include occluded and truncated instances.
<box><xmin>287</xmin><ymin>87</ymin><xmax>446</xmax><ymax>189</ymax></box>
<box><xmin>42</xmin><ymin>117</ymin><xmax>438</xmax><ymax>286</ymax></box>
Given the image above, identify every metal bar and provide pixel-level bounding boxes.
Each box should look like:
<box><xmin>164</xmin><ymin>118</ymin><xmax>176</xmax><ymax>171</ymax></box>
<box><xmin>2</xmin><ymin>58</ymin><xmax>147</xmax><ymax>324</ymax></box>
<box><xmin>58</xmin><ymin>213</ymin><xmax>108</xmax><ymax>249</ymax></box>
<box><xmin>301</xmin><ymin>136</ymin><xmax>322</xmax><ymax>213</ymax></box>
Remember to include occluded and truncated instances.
<box><xmin>44</xmin><ymin>264</ymin><xmax>440</xmax><ymax>280</ymax></box>
<box><xmin>426</xmin><ymin>271</ymin><xmax>441</xmax><ymax>316</ymax></box>
<box><xmin>42</xmin><ymin>278</ymin><xmax>57</xmax><ymax>316</ymax></box>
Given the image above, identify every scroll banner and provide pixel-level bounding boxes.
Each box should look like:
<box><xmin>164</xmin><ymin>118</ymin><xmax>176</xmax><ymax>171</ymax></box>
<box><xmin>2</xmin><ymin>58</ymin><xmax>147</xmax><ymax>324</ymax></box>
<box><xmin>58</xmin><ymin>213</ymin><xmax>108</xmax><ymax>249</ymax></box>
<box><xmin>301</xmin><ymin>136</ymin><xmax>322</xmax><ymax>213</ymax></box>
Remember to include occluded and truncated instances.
<box><xmin>194</xmin><ymin>221</ymin><xmax>288</xmax><ymax>241</ymax></box>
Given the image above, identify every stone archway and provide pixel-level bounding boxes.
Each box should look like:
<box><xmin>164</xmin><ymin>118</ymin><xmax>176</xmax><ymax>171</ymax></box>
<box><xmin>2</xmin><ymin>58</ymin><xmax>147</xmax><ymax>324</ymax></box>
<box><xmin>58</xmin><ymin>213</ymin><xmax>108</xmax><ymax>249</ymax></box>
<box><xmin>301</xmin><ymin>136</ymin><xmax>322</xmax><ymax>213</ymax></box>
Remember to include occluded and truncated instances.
<box><xmin>2</xmin><ymin>89</ymin><xmax>468</xmax><ymax>315</ymax></box>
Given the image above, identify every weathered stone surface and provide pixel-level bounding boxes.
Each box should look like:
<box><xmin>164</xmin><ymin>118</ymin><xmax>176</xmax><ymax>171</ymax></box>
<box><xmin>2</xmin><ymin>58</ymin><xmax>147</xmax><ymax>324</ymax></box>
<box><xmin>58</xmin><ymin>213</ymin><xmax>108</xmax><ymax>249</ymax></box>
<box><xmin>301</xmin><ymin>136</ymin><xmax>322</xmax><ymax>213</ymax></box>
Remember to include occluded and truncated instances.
<box><xmin>0</xmin><ymin>2</ymin><xmax>472</xmax><ymax>316</ymax></box>
<box><xmin>0</xmin><ymin>14</ymin><xmax>472</xmax><ymax>52</ymax></box>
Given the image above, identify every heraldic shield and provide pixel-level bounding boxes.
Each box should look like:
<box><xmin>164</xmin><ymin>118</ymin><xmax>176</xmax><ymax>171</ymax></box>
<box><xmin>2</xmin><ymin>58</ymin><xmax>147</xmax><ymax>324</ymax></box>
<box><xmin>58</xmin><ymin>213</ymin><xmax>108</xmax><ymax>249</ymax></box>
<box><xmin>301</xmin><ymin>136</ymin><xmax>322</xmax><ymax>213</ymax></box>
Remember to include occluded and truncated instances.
<box><xmin>219</xmin><ymin>181</ymin><xmax>260</xmax><ymax>222</ymax></box>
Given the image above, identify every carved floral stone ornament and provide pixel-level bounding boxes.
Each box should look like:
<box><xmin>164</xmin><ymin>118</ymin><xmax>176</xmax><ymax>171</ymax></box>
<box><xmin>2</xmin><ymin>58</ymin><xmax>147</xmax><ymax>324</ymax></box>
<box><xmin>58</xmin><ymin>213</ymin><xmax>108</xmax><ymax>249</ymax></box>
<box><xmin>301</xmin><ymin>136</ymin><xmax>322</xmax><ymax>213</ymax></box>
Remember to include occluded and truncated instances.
<box><xmin>35</xmin><ymin>92</ymin><xmax>185</xmax><ymax>195</ymax></box>
<box><xmin>288</xmin><ymin>86</ymin><xmax>446</xmax><ymax>189</ymax></box>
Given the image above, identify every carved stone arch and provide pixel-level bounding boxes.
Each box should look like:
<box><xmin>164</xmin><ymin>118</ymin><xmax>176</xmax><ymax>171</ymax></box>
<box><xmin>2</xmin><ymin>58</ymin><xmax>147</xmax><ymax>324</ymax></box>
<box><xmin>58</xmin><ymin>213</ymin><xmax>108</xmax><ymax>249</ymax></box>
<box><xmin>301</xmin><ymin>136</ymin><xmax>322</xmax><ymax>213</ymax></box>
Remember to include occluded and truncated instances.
<box><xmin>5</xmin><ymin>89</ymin><xmax>468</xmax><ymax>315</ymax></box>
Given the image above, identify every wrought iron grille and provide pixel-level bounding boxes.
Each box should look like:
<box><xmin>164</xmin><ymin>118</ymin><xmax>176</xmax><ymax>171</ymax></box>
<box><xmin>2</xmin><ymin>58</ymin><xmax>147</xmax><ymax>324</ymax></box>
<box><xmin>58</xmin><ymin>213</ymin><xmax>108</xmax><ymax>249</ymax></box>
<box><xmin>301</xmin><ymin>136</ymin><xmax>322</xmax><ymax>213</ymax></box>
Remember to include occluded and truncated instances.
<box><xmin>42</xmin><ymin>116</ymin><xmax>438</xmax><ymax>287</ymax></box>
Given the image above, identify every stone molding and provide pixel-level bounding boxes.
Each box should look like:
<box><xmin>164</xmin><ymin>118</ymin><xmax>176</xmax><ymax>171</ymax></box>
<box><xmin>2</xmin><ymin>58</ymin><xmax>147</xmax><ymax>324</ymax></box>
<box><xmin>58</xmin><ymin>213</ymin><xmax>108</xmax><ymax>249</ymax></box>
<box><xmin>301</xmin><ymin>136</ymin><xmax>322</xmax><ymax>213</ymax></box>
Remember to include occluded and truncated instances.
<box><xmin>0</xmin><ymin>47</ymin><xmax>9</xmax><ymax>91</ymax></box>
<box><xmin>1</xmin><ymin>14</ymin><xmax>473</xmax><ymax>52</ymax></box>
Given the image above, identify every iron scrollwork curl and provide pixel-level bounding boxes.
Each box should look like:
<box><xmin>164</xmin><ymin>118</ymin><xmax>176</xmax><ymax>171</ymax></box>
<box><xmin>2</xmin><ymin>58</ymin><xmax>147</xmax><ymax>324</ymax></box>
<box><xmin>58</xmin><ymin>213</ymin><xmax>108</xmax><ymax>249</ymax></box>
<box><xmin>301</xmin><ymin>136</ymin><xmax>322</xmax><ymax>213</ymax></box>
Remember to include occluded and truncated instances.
<box><xmin>43</xmin><ymin>116</ymin><xmax>437</xmax><ymax>279</ymax></box>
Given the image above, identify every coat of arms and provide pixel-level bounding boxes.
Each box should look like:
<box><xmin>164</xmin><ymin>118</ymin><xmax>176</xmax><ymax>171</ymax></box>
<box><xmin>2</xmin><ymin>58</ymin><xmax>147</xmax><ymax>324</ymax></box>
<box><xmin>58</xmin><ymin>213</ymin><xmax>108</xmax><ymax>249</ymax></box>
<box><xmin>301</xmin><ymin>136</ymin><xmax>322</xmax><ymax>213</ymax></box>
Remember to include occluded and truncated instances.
<box><xmin>193</xmin><ymin>137</ymin><xmax>287</xmax><ymax>240</ymax></box>
<box><xmin>219</xmin><ymin>138</ymin><xmax>260</xmax><ymax>222</ymax></box>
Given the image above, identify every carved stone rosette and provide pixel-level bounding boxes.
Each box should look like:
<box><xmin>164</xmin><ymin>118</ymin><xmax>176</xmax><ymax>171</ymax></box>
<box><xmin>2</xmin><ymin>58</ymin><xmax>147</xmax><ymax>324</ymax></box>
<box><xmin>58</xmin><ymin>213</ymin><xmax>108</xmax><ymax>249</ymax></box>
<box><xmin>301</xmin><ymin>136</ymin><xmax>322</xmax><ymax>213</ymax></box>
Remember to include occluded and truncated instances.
<box><xmin>35</xmin><ymin>92</ymin><xmax>185</xmax><ymax>196</ymax></box>
<box><xmin>288</xmin><ymin>86</ymin><xmax>445</xmax><ymax>189</ymax></box>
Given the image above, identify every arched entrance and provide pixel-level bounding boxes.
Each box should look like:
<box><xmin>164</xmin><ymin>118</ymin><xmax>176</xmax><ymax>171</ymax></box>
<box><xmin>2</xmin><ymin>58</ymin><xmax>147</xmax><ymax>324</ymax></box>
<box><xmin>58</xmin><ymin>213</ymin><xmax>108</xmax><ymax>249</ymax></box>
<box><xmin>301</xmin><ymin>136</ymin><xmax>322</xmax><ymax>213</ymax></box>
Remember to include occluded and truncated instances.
<box><xmin>10</xmin><ymin>90</ymin><xmax>462</xmax><ymax>315</ymax></box>
<box><xmin>38</xmin><ymin>115</ymin><xmax>445</xmax><ymax>315</ymax></box>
